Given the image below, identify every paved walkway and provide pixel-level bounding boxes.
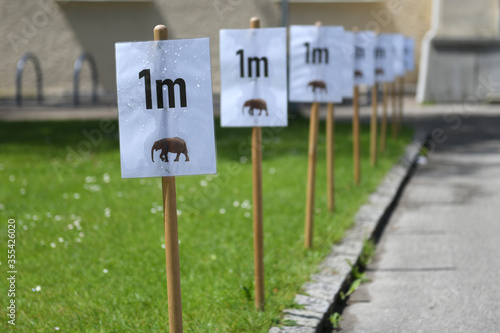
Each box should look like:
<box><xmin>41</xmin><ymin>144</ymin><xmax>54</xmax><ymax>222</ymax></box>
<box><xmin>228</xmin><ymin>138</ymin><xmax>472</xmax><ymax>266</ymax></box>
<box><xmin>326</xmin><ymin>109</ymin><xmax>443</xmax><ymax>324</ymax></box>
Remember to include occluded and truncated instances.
<box><xmin>339</xmin><ymin>114</ymin><xmax>500</xmax><ymax>332</ymax></box>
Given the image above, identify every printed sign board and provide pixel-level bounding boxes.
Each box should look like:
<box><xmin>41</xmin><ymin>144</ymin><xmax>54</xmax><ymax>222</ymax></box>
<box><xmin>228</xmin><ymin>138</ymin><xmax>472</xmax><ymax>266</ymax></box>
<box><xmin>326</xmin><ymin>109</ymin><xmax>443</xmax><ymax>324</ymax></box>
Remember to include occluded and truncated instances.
<box><xmin>390</xmin><ymin>34</ymin><xmax>406</xmax><ymax>77</ymax></box>
<box><xmin>220</xmin><ymin>28</ymin><xmax>288</xmax><ymax>127</ymax></box>
<box><xmin>354</xmin><ymin>31</ymin><xmax>376</xmax><ymax>86</ymax></box>
<box><xmin>289</xmin><ymin>25</ymin><xmax>345</xmax><ymax>103</ymax></box>
<box><xmin>341</xmin><ymin>31</ymin><xmax>355</xmax><ymax>98</ymax></box>
<box><xmin>404</xmin><ymin>37</ymin><xmax>415</xmax><ymax>72</ymax></box>
<box><xmin>115</xmin><ymin>38</ymin><xmax>217</xmax><ymax>178</ymax></box>
<box><xmin>375</xmin><ymin>34</ymin><xmax>395</xmax><ymax>83</ymax></box>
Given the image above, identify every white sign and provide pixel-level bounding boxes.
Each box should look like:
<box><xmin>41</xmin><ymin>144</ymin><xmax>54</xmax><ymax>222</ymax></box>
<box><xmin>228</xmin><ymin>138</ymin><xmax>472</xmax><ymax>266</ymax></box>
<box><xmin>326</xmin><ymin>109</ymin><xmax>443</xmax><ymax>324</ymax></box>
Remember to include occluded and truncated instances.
<box><xmin>341</xmin><ymin>31</ymin><xmax>355</xmax><ymax>98</ymax></box>
<box><xmin>404</xmin><ymin>37</ymin><xmax>415</xmax><ymax>72</ymax></box>
<box><xmin>289</xmin><ymin>25</ymin><xmax>345</xmax><ymax>103</ymax></box>
<box><xmin>354</xmin><ymin>31</ymin><xmax>376</xmax><ymax>86</ymax></box>
<box><xmin>220</xmin><ymin>28</ymin><xmax>288</xmax><ymax>127</ymax></box>
<box><xmin>375</xmin><ymin>34</ymin><xmax>395</xmax><ymax>83</ymax></box>
<box><xmin>115</xmin><ymin>38</ymin><xmax>217</xmax><ymax>178</ymax></box>
<box><xmin>390</xmin><ymin>34</ymin><xmax>406</xmax><ymax>77</ymax></box>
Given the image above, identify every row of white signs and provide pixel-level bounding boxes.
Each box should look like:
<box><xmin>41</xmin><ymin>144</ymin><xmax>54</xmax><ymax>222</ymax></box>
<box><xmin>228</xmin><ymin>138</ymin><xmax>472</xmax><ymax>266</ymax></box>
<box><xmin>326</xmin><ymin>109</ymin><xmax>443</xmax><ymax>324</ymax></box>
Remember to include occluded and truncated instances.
<box><xmin>115</xmin><ymin>27</ymin><xmax>414</xmax><ymax>178</ymax></box>
<box><xmin>220</xmin><ymin>27</ymin><xmax>414</xmax><ymax>128</ymax></box>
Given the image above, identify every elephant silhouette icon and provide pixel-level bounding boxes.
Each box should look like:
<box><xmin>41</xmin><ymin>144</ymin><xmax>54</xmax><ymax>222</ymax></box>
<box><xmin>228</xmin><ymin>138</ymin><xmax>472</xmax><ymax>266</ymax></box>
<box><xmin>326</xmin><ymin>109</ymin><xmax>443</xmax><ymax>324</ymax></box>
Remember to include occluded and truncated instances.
<box><xmin>307</xmin><ymin>80</ymin><xmax>327</xmax><ymax>93</ymax></box>
<box><xmin>151</xmin><ymin>137</ymin><xmax>190</xmax><ymax>163</ymax></box>
<box><xmin>242</xmin><ymin>98</ymin><xmax>268</xmax><ymax>116</ymax></box>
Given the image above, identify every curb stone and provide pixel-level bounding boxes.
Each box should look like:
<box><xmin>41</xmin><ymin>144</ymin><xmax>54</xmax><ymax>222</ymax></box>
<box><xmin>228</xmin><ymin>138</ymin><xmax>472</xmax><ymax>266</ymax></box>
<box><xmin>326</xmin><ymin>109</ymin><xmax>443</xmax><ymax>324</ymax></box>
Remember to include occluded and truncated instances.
<box><xmin>268</xmin><ymin>130</ymin><xmax>428</xmax><ymax>333</ymax></box>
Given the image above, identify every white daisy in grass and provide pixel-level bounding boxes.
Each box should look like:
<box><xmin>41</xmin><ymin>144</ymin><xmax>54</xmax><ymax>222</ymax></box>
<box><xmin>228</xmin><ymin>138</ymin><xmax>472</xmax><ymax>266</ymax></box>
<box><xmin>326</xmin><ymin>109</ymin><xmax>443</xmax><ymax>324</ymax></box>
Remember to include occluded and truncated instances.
<box><xmin>23</xmin><ymin>225</ymin><xmax>28</xmax><ymax>230</ymax></box>
<box><xmin>268</xmin><ymin>167</ymin><xmax>276</xmax><ymax>175</ymax></box>
<box><xmin>9</xmin><ymin>175</ymin><xmax>15</xmax><ymax>182</ymax></box>
<box><xmin>85</xmin><ymin>176</ymin><xmax>96</xmax><ymax>183</ymax></box>
<box><xmin>103</xmin><ymin>269</ymin><xmax>108</xmax><ymax>274</ymax></box>
<box><xmin>233</xmin><ymin>200</ymin><xmax>240</xmax><ymax>207</ymax></box>
<box><xmin>55</xmin><ymin>327</ymin><xmax>60</xmax><ymax>330</ymax></box>
<box><xmin>103</xmin><ymin>173</ymin><xmax>110</xmax><ymax>183</ymax></box>
<box><xmin>75</xmin><ymin>238</ymin><xmax>82</xmax><ymax>243</ymax></box>
<box><xmin>219</xmin><ymin>208</ymin><xmax>226</xmax><ymax>214</ymax></box>
<box><xmin>178</xmin><ymin>195</ymin><xmax>185</xmax><ymax>202</ymax></box>
<box><xmin>200</xmin><ymin>180</ymin><xmax>208</xmax><ymax>187</ymax></box>
<box><xmin>104</xmin><ymin>208</ymin><xmax>111</xmax><ymax>218</ymax></box>
<box><xmin>239</xmin><ymin>156</ymin><xmax>248</xmax><ymax>164</ymax></box>
<box><xmin>33</xmin><ymin>215</ymin><xmax>38</xmax><ymax>221</ymax></box>
<box><xmin>68</xmin><ymin>224</ymin><xmax>74</xmax><ymax>230</ymax></box>
<box><xmin>177</xmin><ymin>209</ymin><xmax>182</xmax><ymax>216</ymax></box>
<box><xmin>150</xmin><ymin>208</ymin><xmax>157</xmax><ymax>214</ymax></box>
<box><xmin>244</xmin><ymin>212</ymin><xmax>251</xmax><ymax>218</ymax></box>
<box><xmin>32</xmin><ymin>286</ymin><xmax>41</xmax><ymax>292</ymax></box>
<box><xmin>55</xmin><ymin>215</ymin><xmax>62</xmax><ymax>221</ymax></box>
<box><xmin>58</xmin><ymin>237</ymin><xmax>64</xmax><ymax>243</ymax></box>
<box><xmin>241</xmin><ymin>200</ymin><xmax>251</xmax><ymax>209</ymax></box>
<box><xmin>50</xmin><ymin>243</ymin><xmax>56</xmax><ymax>248</ymax></box>
<box><xmin>73</xmin><ymin>193</ymin><xmax>80</xmax><ymax>199</ymax></box>
<box><xmin>46</xmin><ymin>212</ymin><xmax>52</xmax><ymax>218</ymax></box>
<box><xmin>78</xmin><ymin>232</ymin><xmax>84</xmax><ymax>238</ymax></box>
<box><xmin>20</xmin><ymin>188</ymin><xmax>26</xmax><ymax>195</ymax></box>
<box><xmin>0</xmin><ymin>204</ymin><xmax>4</xmax><ymax>210</ymax></box>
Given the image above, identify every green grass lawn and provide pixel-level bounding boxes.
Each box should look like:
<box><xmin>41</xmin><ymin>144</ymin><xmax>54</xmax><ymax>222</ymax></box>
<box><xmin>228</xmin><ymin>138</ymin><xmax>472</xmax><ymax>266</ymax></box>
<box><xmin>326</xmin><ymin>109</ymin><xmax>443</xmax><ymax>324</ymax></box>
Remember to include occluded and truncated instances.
<box><xmin>0</xmin><ymin>116</ymin><xmax>412</xmax><ymax>332</ymax></box>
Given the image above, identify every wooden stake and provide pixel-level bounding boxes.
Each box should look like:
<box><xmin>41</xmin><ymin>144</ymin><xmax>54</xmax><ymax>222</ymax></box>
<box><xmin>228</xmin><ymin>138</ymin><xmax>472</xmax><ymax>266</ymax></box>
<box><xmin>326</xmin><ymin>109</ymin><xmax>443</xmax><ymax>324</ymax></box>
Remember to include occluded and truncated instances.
<box><xmin>398</xmin><ymin>76</ymin><xmax>404</xmax><ymax>136</ymax></box>
<box><xmin>305</xmin><ymin>102</ymin><xmax>320</xmax><ymax>248</ymax></box>
<box><xmin>304</xmin><ymin>20</ymin><xmax>323</xmax><ymax>248</ymax></box>
<box><xmin>391</xmin><ymin>81</ymin><xmax>397</xmax><ymax>139</ymax></box>
<box><xmin>249</xmin><ymin>16</ymin><xmax>265</xmax><ymax>311</ymax></box>
<box><xmin>156</xmin><ymin>25</ymin><xmax>183</xmax><ymax>333</ymax></box>
<box><xmin>326</xmin><ymin>102</ymin><xmax>335</xmax><ymax>212</ymax></box>
<box><xmin>380</xmin><ymin>82</ymin><xmax>388</xmax><ymax>153</ymax></box>
<box><xmin>370</xmin><ymin>83</ymin><xmax>378</xmax><ymax>166</ymax></box>
<box><xmin>353</xmin><ymin>86</ymin><xmax>360</xmax><ymax>185</ymax></box>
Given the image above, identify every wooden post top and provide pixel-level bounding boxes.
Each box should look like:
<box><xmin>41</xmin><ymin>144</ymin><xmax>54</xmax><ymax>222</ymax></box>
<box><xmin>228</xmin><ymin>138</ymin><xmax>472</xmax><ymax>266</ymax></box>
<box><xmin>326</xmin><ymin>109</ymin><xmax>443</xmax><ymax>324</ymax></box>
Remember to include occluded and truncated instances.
<box><xmin>250</xmin><ymin>17</ymin><xmax>260</xmax><ymax>29</ymax></box>
<box><xmin>154</xmin><ymin>25</ymin><xmax>168</xmax><ymax>41</ymax></box>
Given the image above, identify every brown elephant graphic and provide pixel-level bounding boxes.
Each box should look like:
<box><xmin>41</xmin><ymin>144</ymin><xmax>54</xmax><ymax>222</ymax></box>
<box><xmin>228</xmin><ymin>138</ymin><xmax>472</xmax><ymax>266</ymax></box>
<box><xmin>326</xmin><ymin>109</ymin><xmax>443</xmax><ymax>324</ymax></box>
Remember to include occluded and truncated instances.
<box><xmin>242</xmin><ymin>98</ymin><xmax>268</xmax><ymax>116</ymax></box>
<box><xmin>375</xmin><ymin>68</ymin><xmax>384</xmax><ymax>75</ymax></box>
<box><xmin>308</xmin><ymin>80</ymin><xmax>327</xmax><ymax>93</ymax></box>
<box><xmin>354</xmin><ymin>70</ymin><xmax>363</xmax><ymax>79</ymax></box>
<box><xmin>151</xmin><ymin>137</ymin><xmax>189</xmax><ymax>163</ymax></box>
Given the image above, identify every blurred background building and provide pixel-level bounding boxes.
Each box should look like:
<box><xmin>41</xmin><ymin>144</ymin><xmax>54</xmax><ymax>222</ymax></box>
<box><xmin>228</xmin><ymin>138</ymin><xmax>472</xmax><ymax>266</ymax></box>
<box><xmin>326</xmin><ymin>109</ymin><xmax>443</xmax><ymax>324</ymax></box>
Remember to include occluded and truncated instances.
<box><xmin>1</xmin><ymin>0</ymin><xmax>473</xmax><ymax>105</ymax></box>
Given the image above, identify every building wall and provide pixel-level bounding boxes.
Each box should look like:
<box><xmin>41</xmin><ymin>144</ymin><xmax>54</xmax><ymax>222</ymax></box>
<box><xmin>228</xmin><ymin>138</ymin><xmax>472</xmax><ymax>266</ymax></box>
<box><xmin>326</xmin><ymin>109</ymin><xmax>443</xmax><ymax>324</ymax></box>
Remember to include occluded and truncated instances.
<box><xmin>0</xmin><ymin>0</ymin><xmax>280</xmax><ymax>99</ymax></box>
<box><xmin>0</xmin><ymin>0</ymin><xmax>429</xmax><ymax>101</ymax></box>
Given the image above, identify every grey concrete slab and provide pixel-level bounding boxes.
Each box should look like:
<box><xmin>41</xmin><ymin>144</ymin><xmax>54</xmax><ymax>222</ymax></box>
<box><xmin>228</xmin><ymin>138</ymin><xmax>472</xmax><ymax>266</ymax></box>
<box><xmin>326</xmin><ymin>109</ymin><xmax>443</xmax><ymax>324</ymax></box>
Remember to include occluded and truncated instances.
<box><xmin>339</xmin><ymin>115</ymin><xmax>500</xmax><ymax>332</ymax></box>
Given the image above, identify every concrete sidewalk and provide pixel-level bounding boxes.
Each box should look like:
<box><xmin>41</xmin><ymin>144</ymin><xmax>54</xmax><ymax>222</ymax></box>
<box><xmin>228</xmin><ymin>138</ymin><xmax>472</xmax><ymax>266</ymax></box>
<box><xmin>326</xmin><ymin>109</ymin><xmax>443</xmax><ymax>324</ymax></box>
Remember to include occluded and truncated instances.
<box><xmin>2</xmin><ymin>96</ymin><xmax>500</xmax><ymax>122</ymax></box>
<box><xmin>338</xmin><ymin>114</ymin><xmax>500</xmax><ymax>332</ymax></box>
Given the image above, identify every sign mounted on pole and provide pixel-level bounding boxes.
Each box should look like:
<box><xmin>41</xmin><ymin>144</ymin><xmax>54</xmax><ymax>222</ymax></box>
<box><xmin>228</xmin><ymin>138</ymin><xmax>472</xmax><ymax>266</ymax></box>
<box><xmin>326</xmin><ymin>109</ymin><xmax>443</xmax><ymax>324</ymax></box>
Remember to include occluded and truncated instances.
<box><xmin>404</xmin><ymin>37</ymin><xmax>415</xmax><ymax>72</ymax></box>
<box><xmin>289</xmin><ymin>25</ymin><xmax>345</xmax><ymax>103</ymax></box>
<box><xmin>375</xmin><ymin>34</ymin><xmax>395</xmax><ymax>83</ymax></box>
<box><xmin>115</xmin><ymin>38</ymin><xmax>217</xmax><ymax>178</ymax></box>
<box><xmin>390</xmin><ymin>33</ymin><xmax>406</xmax><ymax>77</ymax></box>
<box><xmin>220</xmin><ymin>27</ymin><xmax>288</xmax><ymax>127</ymax></box>
<box><xmin>341</xmin><ymin>31</ymin><xmax>355</xmax><ymax>99</ymax></box>
<box><xmin>354</xmin><ymin>31</ymin><xmax>376</xmax><ymax>87</ymax></box>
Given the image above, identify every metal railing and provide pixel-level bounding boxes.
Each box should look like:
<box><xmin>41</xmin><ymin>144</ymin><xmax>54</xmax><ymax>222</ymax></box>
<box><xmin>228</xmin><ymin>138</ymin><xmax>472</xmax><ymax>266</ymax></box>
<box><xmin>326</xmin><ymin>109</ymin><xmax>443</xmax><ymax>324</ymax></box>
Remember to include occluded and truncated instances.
<box><xmin>73</xmin><ymin>52</ymin><xmax>98</xmax><ymax>105</ymax></box>
<box><xmin>16</xmin><ymin>52</ymin><xmax>43</xmax><ymax>106</ymax></box>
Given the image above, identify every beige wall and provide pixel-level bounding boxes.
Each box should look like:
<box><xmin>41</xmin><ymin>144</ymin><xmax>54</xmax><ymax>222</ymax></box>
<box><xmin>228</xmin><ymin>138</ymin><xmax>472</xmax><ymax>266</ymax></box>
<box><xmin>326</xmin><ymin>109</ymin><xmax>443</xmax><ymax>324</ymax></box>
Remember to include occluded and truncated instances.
<box><xmin>0</xmin><ymin>0</ymin><xmax>429</xmax><ymax>101</ymax></box>
<box><xmin>0</xmin><ymin>0</ymin><xmax>280</xmax><ymax>99</ymax></box>
<box><xmin>289</xmin><ymin>0</ymin><xmax>433</xmax><ymax>84</ymax></box>
<box><xmin>438</xmin><ymin>0</ymin><xmax>499</xmax><ymax>37</ymax></box>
